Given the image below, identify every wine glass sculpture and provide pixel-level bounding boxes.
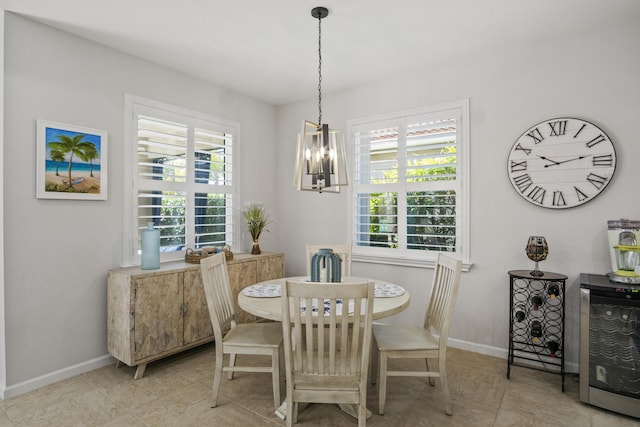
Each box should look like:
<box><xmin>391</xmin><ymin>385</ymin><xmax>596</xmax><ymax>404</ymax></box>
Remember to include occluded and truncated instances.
<box><xmin>526</xmin><ymin>236</ymin><xmax>548</xmax><ymax>277</ymax></box>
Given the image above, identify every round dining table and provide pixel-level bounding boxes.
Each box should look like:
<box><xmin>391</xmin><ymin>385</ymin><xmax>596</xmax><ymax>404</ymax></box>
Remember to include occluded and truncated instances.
<box><xmin>238</xmin><ymin>276</ymin><xmax>410</xmax><ymax>321</ymax></box>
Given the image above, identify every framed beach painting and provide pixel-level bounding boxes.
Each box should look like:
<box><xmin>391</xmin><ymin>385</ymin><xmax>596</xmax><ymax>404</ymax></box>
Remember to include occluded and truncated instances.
<box><xmin>36</xmin><ymin>120</ymin><xmax>108</xmax><ymax>200</ymax></box>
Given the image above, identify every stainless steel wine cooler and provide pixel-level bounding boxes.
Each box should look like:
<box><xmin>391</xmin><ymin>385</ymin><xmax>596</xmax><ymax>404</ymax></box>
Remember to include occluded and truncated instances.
<box><xmin>580</xmin><ymin>273</ymin><xmax>640</xmax><ymax>418</ymax></box>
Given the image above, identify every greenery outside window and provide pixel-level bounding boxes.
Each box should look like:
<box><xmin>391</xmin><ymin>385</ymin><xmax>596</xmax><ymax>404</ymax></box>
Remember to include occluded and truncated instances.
<box><xmin>347</xmin><ymin>100</ymin><xmax>469</xmax><ymax>267</ymax></box>
<box><xmin>124</xmin><ymin>95</ymin><xmax>239</xmax><ymax>265</ymax></box>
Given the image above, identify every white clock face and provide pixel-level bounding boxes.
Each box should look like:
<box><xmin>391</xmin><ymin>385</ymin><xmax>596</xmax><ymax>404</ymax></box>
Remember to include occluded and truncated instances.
<box><xmin>507</xmin><ymin>118</ymin><xmax>616</xmax><ymax>209</ymax></box>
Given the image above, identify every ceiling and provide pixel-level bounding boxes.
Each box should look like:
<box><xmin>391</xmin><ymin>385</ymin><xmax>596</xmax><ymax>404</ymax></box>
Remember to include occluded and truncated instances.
<box><xmin>2</xmin><ymin>0</ymin><xmax>639</xmax><ymax>105</ymax></box>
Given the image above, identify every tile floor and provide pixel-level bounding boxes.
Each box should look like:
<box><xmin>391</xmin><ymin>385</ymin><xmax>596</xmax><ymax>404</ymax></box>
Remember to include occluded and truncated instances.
<box><xmin>0</xmin><ymin>344</ymin><xmax>638</xmax><ymax>426</ymax></box>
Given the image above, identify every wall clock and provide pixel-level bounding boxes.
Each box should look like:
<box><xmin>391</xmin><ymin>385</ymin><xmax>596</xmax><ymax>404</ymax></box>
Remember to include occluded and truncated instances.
<box><xmin>507</xmin><ymin>117</ymin><xmax>616</xmax><ymax>209</ymax></box>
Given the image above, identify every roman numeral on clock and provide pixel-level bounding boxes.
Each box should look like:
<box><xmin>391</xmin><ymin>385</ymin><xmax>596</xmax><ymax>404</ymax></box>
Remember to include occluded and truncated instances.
<box><xmin>586</xmin><ymin>134</ymin><xmax>606</xmax><ymax>148</ymax></box>
<box><xmin>526</xmin><ymin>186</ymin><xmax>546</xmax><ymax>204</ymax></box>
<box><xmin>548</xmin><ymin>120</ymin><xmax>567</xmax><ymax>136</ymax></box>
<box><xmin>513</xmin><ymin>174</ymin><xmax>532</xmax><ymax>193</ymax></box>
<box><xmin>510</xmin><ymin>160</ymin><xmax>527</xmax><ymax>172</ymax></box>
<box><xmin>552</xmin><ymin>191</ymin><xmax>566</xmax><ymax>206</ymax></box>
<box><xmin>586</xmin><ymin>172</ymin><xmax>607</xmax><ymax>189</ymax></box>
<box><xmin>592</xmin><ymin>154</ymin><xmax>613</xmax><ymax>167</ymax></box>
<box><xmin>514</xmin><ymin>143</ymin><xmax>532</xmax><ymax>155</ymax></box>
<box><xmin>526</xmin><ymin>128</ymin><xmax>544</xmax><ymax>144</ymax></box>
<box><xmin>575</xmin><ymin>186</ymin><xmax>588</xmax><ymax>202</ymax></box>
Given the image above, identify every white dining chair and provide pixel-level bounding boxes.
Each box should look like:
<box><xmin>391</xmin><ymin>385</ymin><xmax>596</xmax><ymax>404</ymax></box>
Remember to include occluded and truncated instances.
<box><xmin>371</xmin><ymin>253</ymin><xmax>462</xmax><ymax>415</ymax></box>
<box><xmin>281</xmin><ymin>278</ymin><xmax>374</xmax><ymax>427</ymax></box>
<box><xmin>200</xmin><ymin>253</ymin><xmax>283</xmax><ymax>409</ymax></box>
<box><xmin>305</xmin><ymin>244</ymin><xmax>352</xmax><ymax>277</ymax></box>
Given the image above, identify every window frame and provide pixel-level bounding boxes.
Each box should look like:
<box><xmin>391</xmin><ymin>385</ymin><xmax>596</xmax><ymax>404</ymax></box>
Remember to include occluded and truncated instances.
<box><xmin>123</xmin><ymin>94</ymin><xmax>241</xmax><ymax>266</ymax></box>
<box><xmin>346</xmin><ymin>99</ymin><xmax>470</xmax><ymax>269</ymax></box>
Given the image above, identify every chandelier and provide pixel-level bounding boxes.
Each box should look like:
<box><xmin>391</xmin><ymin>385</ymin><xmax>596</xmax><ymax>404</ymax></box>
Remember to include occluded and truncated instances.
<box><xmin>294</xmin><ymin>7</ymin><xmax>349</xmax><ymax>193</ymax></box>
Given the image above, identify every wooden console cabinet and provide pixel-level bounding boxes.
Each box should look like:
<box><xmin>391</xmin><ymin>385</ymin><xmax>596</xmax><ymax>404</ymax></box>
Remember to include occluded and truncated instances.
<box><xmin>107</xmin><ymin>252</ymin><xmax>284</xmax><ymax>379</ymax></box>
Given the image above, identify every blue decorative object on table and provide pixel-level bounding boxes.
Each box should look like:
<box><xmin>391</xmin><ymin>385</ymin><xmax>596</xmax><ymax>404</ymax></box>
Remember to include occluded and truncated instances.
<box><xmin>310</xmin><ymin>248</ymin><xmax>342</xmax><ymax>282</ymax></box>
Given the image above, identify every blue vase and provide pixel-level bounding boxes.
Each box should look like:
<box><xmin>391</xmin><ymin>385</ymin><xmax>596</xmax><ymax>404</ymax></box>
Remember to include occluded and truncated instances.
<box><xmin>141</xmin><ymin>222</ymin><xmax>160</xmax><ymax>270</ymax></box>
<box><xmin>310</xmin><ymin>248</ymin><xmax>342</xmax><ymax>282</ymax></box>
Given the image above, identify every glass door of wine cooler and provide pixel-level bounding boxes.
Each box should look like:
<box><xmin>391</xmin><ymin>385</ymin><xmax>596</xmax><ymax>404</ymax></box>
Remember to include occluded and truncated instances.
<box><xmin>580</xmin><ymin>273</ymin><xmax>640</xmax><ymax>419</ymax></box>
<box><xmin>587</xmin><ymin>294</ymin><xmax>639</xmax><ymax>396</ymax></box>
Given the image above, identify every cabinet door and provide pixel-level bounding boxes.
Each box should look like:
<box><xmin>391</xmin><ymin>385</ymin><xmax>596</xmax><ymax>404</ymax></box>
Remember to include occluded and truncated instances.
<box><xmin>183</xmin><ymin>269</ymin><xmax>214</xmax><ymax>344</ymax></box>
<box><xmin>133</xmin><ymin>273</ymin><xmax>183</xmax><ymax>361</ymax></box>
<box><xmin>257</xmin><ymin>255</ymin><xmax>284</xmax><ymax>282</ymax></box>
<box><xmin>227</xmin><ymin>260</ymin><xmax>258</xmax><ymax>323</ymax></box>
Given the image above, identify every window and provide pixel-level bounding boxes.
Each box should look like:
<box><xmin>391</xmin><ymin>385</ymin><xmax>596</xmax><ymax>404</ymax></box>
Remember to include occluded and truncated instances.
<box><xmin>124</xmin><ymin>95</ymin><xmax>239</xmax><ymax>265</ymax></box>
<box><xmin>347</xmin><ymin>100</ymin><xmax>469</xmax><ymax>267</ymax></box>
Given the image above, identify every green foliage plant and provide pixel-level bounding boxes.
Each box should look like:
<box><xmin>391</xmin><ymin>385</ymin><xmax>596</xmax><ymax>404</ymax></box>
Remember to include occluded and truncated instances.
<box><xmin>242</xmin><ymin>202</ymin><xmax>270</xmax><ymax>241</ymax></box>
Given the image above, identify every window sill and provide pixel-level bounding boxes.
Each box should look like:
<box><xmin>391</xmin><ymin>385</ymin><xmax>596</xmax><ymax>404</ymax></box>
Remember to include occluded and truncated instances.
<box><xmin>352</xmin><ymin>253</ymin><xmax>472</xmax><ymax>272</ymax></box>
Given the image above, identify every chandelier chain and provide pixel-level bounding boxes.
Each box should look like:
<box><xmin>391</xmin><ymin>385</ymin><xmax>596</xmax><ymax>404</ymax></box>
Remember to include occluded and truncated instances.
<box><xmin>317</xmin><ymin>13</ymin><xmax>322</xmax><ymax>126</ymax></box>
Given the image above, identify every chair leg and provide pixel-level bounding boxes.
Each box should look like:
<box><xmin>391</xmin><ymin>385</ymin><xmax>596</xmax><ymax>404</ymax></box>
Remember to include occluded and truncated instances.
<box><xmin>440</xmin><ymin>360</ymin><xmax>452</xmax><ymax>415</ymax></box>
<box><xmin>358</xmin><ymin>403</ymin><xmax>366</xmax><ymax>427</ymax></box>
<box><xmin>378</xmin><ymin>351</ymin><xmax>388</xmax><ymax>415</ymax></box>
<box><xmin>425</xmin><ymin>358</ymin><xmax>435</xmax><ymax>386</ymax></box>
<box><xmin>227</xmin><ymin>353</ymin><xmax>236</xmax><ymax>380</ymax></box>
<box><xmin>271</xmin><ymin>349</ymin><xmax>281</xmax><ymax>409</ymax></box>
<box><xmin>285</xmin><ymin>400</ymin><xmax>292</xmax><ymax>427</ymax></box>
<box><xmin>285</xmin><ymin>399</ymin><xmax>298</xmax><ymax>426</ymax></box>
<box><xmin>212</xmin><ymin>347</ymin><xmax>224</xmax><ymax>407</ymax></box>
<box><xmin>370</xmin><ymin>339</ymin><xmax>378</xmax><ymax>385</ymax></box>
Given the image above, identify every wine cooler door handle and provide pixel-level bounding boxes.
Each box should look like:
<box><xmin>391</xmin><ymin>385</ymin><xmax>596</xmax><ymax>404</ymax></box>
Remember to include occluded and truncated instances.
<box><xmin>579</xmin><ymin>288</ymin><xmax>590</xmax><ymax>402</ymax></box>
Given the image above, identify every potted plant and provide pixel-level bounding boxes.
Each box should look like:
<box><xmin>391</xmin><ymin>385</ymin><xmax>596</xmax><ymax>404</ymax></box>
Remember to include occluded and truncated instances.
<box><xmin>242</xmin><ymin>202</ymin><xmax>271</xmax><ymax>254</ymax></box>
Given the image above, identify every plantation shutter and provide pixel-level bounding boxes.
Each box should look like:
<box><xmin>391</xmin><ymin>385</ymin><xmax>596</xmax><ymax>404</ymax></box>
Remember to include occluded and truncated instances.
<box><xmin>352</xmin><ymin>109</ymin><xmax>461</xmax><ymax>255</ymax></box>
<box><xmin>134</xmin><ymin>112</ymin><xmax>234</xmax><ymax>254</ymax></box>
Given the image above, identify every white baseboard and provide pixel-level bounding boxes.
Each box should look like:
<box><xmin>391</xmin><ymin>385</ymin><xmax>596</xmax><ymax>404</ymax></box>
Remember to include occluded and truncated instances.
<box><xmin>447</xmin><ymin>337</ymin><xmax>508</xmax><ymax>359</ymax></box>
<box><xmin>0</xmin><ymin>354</ymin><xmax>115</xmax><ymax>400</ymax></box>
<box><xmin>447</xmin><ymin>337</ymin><xmax>579</xmax><ymax>374</ymax></box>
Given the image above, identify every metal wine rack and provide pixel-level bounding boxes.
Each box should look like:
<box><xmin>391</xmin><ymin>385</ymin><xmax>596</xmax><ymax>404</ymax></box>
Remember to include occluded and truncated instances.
<box><xmin>508</xmin><ymin>270</ymin><xmax>568</xmax><ymax>391</ymax></box>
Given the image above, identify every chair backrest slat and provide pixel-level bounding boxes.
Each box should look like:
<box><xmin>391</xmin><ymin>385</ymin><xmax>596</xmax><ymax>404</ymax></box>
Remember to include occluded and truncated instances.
<box><xmin>424</xmin><ymin>254</ymin><xmax>462</xmax><ymax>344</ymax></box>
<box><xmin>200</xmin><ymin>253</ymin><xmax>236</xmax><ymax>341</ymax></box>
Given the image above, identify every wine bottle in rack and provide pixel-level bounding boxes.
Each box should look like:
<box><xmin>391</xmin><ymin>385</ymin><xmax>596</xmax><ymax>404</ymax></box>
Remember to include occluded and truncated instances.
<box><xmin>547</xmin><ymin>283</ymin><xmax>560</xmax><ymax>299</ymax></box>
<box><xmin>531</xmin><ymin>320</ymin><xmax>543</xmax><ymax>343</ymax></box>
<box><xmin>530</xmin><ymin>294</ymin><xmax>544</xmax><ymax>311</ymax></box>
<box><xmin>515</xmin><ymin>304</ymin><xmax>526</xmax><ymax>322</ymax></box>
<box><xmin>547</xmin><ymin>338</ymin><xmax>560</xmax><ymax>357</ymax></box>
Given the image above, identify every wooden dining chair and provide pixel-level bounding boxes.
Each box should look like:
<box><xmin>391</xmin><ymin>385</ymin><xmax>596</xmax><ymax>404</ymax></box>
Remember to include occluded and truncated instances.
<box><xmin>371</xmin><ymin>253</ymin><xmax>462</xmax><ymax>415</ymax></box>
<box><xmin>305</xmin><ymin>244</ymin><xmax>352</xmax><ymax>277</ymax></box>
<box><xmin>200</xmin><ymin>253</ymin><xmax>283</xmax><ymax>409</ymax></box>
<box><xmin>281</xmin><ymin>279</ymin><xmax>374</xmax><ymax>427</ymax></box>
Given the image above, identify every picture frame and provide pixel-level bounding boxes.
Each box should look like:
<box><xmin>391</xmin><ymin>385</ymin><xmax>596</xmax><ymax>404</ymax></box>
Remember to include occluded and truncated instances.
<box><xmin>36</xmin><ymin>120</ymin><xmax>108</xmax><ymax>200</ymax></box>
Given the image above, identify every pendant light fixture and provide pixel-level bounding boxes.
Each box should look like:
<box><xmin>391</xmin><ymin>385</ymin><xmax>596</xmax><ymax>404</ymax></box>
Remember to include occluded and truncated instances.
<box><xmin>294</xmin><ymin>6</ymin><xmax>349</xmax><ymax>193</ymax></box>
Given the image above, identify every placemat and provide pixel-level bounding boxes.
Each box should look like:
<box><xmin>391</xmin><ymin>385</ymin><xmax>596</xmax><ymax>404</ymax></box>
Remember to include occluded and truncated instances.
<box><xmin>374</xmin><ymin>283</ymin><xmax>405</xmax><ymax>298</ymax></box>
<box><xmin>241</xmin><ymin>283</ymin><xmax>281</xmax><ymax>298</ymax></box>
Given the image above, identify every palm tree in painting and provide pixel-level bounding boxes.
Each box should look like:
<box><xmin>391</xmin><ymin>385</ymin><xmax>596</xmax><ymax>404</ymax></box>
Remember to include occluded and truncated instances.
<box><xmin>49</xmin><ymin>149</ymin><xmax>66</xmax><ymax>176</ymax></box>
<box><xmin>47</xmin><ymin>134</ymin><xmax>94</xmax><ymax>188</ymax></box>
<box><xmin>77</xmin><ymin>144</ymin><xmax>99</xmax><ymax>178</ymax></box>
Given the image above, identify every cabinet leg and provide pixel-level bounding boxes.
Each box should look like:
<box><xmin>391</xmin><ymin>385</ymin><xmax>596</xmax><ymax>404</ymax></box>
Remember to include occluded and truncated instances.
<box><xmin>134</xmin><ymin>363</ymin><xmax>147</xmax><ymax>380</ymax></box>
